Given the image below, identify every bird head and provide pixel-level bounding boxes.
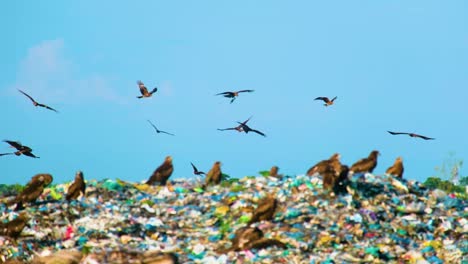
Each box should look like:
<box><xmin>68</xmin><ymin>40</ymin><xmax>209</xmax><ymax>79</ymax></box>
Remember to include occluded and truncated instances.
<box><xmin>76</xmin><ymin>171</ymin><xmax>84</xmax><ymax>180</ymax></box>
<box><xmin>165</xmin><ymin>156</ymin><xmax>173</xmax><ymax>163</ymax></box>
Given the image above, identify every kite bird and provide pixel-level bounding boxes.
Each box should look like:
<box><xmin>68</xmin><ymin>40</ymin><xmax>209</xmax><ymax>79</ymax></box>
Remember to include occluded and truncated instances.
<box><xmin>386</xmin><ymin>157</ymin><xmax>404</xmax><ymax>179</ymax></box>
<box><xmin>217</xmin><ymin>226</ymin><xmax>286</xmax><ymax>253</ymax></box>
<box><xmin>387</xmin><ymin>131</ymin><xmax>435</xmax><ymax>140</ymax></box>
<box><xmin>237</xmin><ymin>121</ymin><xmax>266</xmax><ymax>137</ymax></box>
<box><xmin>147</xmin><ymin>120</ymin><xmax>175</xmax><ymax>136</ymax></box>
<box><xmin>10</xmin><ymin>174</ymin><xmax>53</xmax><ymax>210</ymax></box>
<box><xmin>136</xmin><ymin>80</ymin><xmax>158</xmax><ymax>99</ymax></box>
<box><xmin>218</xmin><ymin>116</ymin><xmax>252</xmax><ymax>133</ymax></box>
<box><xmin>190</xmin><ymin>162</ymin><xmax>205</xmax><ymax>176</ymax></box>
<box><xmin>146</xmin><ymin>156</ymin><xmax>174</xmax><ymax>186</ymax></box>
<box><xmin>314</xmin><ymin>96</ymin><xmax>337</xmax><ymax>107</ymax></box>
<box><xmin>3</xmin><ymin>140</ymin><xmax>39</xmax><ymax>158</ymax></box>
<box><xmin>216</xmin><ymin>90</ymin><xmax>254</xmax><ymax>103</ymax></box>
<box><xmin>205</xmin><ymin>161</ymin><xmax>222</xmax><ymax>186</ymax></box>
<box><xmin>18</xmin><ymin>89</ymin><xmax>58</xmax><ymax>113</ymax></box>
<box><xmin>306</xmin><ymin>153</ymin><xmax>342</xmax><ymax>176</ymax></box>
<box><xmin>66</xmin><ymin>171</ymin><xmax>86</xmax><ymax>201</ymax></box>
<box><xmin>0</xmin><ymin>212</ymin><xmax>30</xmax><ymax>239</ymax></box>
<box><xmin>248</xmin><ymin>194</ymin><xmax>278</xmax><ymax>224</ymax></box>
<box><xmin>350</xmin><ymin>150</ymin><xmax>380</xmax><ymax>174</ymax></box>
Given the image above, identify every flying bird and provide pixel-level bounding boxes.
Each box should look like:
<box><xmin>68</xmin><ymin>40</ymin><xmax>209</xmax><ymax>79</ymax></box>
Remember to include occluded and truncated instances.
<box><xmin>136</xmin><ymin>80</ymin><xmax>158</xmax><ymax>99</ymax></box>
<box><xmin>248</xmin><ymin>194</ymin><xmax>278</xmax><ymax>224</ymax></box>
<box><xmin>146</xmin><ymin>156</ymin><xmax>174</xmax><ymax>186</ymax></box>
<box><xmin>0</xmin><ymin>212</ymin><xmax>30</xmax><ymax>239</ymax></box>
<box><xmin>350</xmin><ymin>150</ymin><xmax>380</xmax><ymax>174</ymax></box>
<box><xmin>386</xmin><ymin>157</ymin><xmax>404</xmax><ymax>179</ymax></box>
<box><xmin>147</xmin><ymin>120</ymin><xmax>175</xmax><ymax>136</ymax></box>
<box><xmin>3</xmin><ymin>140</ymin><xmax>39</xmax><ymax>158</ymax></box>
<box><xmin>314</xmin><ymin>96</ymin><xmax>337</xmax><ymax>107</ymax></box>
<box><xmin>237</xmin><ymin>120</ymin><xmax>266</xmax><ymax>137</ymax></box>
<box><xmin>205</xmin><ymin>161</ymin><xmax>222</xmax><ymax>186</ymax></box>
<box><xmin>18</xmin><ymin>89</ymin><xmax>59</xmax><ymax>113</ymax></box>
<box><xmin>66</xmin><ymin>171</ymin><xmax>86</xmax><ymax>201</ymax></box>
<box><xmin>216</xmin><ymin>90</ymin><xmax>255</xmax><ymax>103</ymax></box>
<box><xmin>190</xmin><ymin>162</ymin><xmax>205</xmax><ymax>175</ymax></box>
<box><xmin>387</xmin><ymin>131</ymin><xmax>435</xmax><ymax>140</ymax></box>
<box><xmin>217</xmin><ymin>116</ymin><xmax>252</xmax><ymax>133</ymax></box>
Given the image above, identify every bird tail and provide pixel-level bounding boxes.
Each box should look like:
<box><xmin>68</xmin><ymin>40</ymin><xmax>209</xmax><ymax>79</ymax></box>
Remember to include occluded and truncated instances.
<box><xmin>136</xmin><ymin>96</ymin><xmax>143</xmax><ymax>99</ymax></box>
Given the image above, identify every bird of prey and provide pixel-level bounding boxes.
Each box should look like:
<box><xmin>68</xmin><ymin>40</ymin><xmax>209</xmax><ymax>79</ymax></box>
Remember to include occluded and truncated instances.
<box><xmin>217</xmin><ymin>116</ymin><xmax>252</xmax><ymax>132</ymax></box>
<box><xmin>190</xmin><ymin>162</ymin><xmax>205</xmax><ymax>175</ymax></box>
<box><xmin>237</xmin><ymin>120</ymin><xmax>266</xmax><ymax>137</ymax></box>
<box><xmin>0</xmin><ymin>212</ymin><xmax>30</xmax><ymax>239</ymax></box>
<box><xmin>350</xmin><ymin>150</ymin><xmax>380</xmax><ymax>174</ymax></box>
<box><xmin>147</xmin><ymin>120</ymin><xmax>175</xmax><ymax>136</ymax></box>
<box><xmin>3</xmin><ymin>140</ymin><xmax>39</xmax><ymax>158</ymax></box>
<box><xmin>146</xmin><ymin>156</ymin><xmax>174</xmax><ymax>186</ymax></box>
<box><xmin>248</xmin><ymin>194</ymin><xmax>278</xmax><ymax>224</ymax></box>
<box><xmin>66</xmin><ymin>171</ymin><xmax>86</xmax><ymax>201</ymax></box>
<box><xmin>314</xmin><ymin>96</ymin><xmax>337</xmax><ymax>107</ymax></box>
<box><xmin>217</xmin><ymin>226</ymin><xmax>286</xmax><ymax>253</ymax></box>
<box><xmin>268</xmin><ymin>166</ymin><xmax>282</xmax><ymax>178</ymax></box>
<box><xmin>11</xmin><ymin>174</ymin><xmax>53</xmax><ymax>210</ymax></box>
<box><xmin>216</xmin><ymin>90</ymin><xmax>255</xmax><ymax>103</ymax></box>
<box><xmin>18</xmin><ymin>89</ymin><xmax>58</xmax><ymax>113</ymax></box>
<box><xmin>306</xmin><ymin>153</ymin><xmax>342</xmax><ymax>176</ymax></box>
<box><xmin>386</xmin><ymin>157</ymin><xmax>404</xmax><ymax>179</ymax></box>
<box><xmin>387</xmin><ymin>131</ymin><xmax>435</xmax><ymax>140</ymax></box>
<box><xmin>205</xmin><ymin>161</ymin><xmax>222</xmax><ymax>186</ymax></box>
<box><xmin>136</xmin><ymin>80</ymin><xmax>158</xmax><ymax>99</ymax></box>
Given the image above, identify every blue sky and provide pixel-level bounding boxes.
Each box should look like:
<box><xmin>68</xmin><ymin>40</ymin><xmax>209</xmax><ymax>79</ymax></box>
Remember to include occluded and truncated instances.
<box><xmin>2</xmin><ymin>1</ymin><xmax>467</xmax><ymax>185</ymax></box>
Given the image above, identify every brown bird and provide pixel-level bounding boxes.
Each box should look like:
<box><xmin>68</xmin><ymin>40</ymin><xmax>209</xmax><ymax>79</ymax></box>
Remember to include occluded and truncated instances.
<box><xmin>386</xmin><ymin>157</ymin><xmax>404</xmax><ymax>178</ymax></box>
<box><xmin>216</xmin><ymin>90</ymin><xmax>255</xmax><ymax>103</ymax></box>
<box><xmin>269</xmin><ymin>166</ymin><xmax>282</xmax><ymax>178</ymax></box>
<box><xmin>306</xmin><ymin>153</ymin><xmax>341</xmax><ymax>176</ymax></box>
<box><xmin>237</xmin><ymin>121</ymin><xmax>266</xmax><ymax>137</ymax></box>
<box><xmin>0</xmin><ymin>212</ymin><xmax>30</xmax><ymax>239</ymax></box>
<box><xmin>146</xmin><ymin>156</ymin><xmax>174</xmax><ymax>186</ymax></box>
<box><xmin>387</xmin><ymin>131</ymin><xmax>435</xmax><ymax>140</ymax></box>
<box><xmin>12</xmin><ymin>173</ymin><xmax>53</xmax><ymax>210</ymax></box>
<box><xmin>147</xmin><ymin>120</ymin><xmax>175</xmax><ymax>136</ymax></box>
<box><xmin>3</xmin><ymin>140</ymin><xmax>39</xmax><ymax>158</ymax></box>
<box><xmin>218</xmin><ymin>116</ymin><xmax>252</xmax><ymax>132</ymax></box>
<box><xmin>350</xmin><ymin>150</ymin><xmax>380</xmax><ymax>174</ymax></box>
<box><xmin>218</xmin><ymin>226</ymin><xmax>286</xmax><ymax>253</ymax></box>
<box><xmin>18</xmin><ymin>89</ymin><xmax>59</xmax><ymax>113</ymax></box>
<box><xmin>314</xmin><ymin>96</ymin><xmax>337</xmax><ymax>107</ymax></box>
<box><xmin>66</xmin><ymin>171</ymin><xmax>86</xmax><ymax>201</ymax></box>
<box><xmin>248</xmin><ymin>194</ymin><xmax>277</xmax><ymax>224</ymax></box>
<box><xmin>136</xmin><ymin>80</ymin><xmax>158</xmax><ymax>99</ymax></box>
<box><xmin>190</xmin><ymin>162</ymin><xmax>205</xmax><ymax>175</ymax></box>
<box><xmin>205</xmin><ymin>161</ymin><xmax>222</xmax><ymax>186</ymax></box>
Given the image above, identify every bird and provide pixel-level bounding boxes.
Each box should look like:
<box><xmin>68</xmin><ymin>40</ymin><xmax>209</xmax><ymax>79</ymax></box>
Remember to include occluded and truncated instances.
<box><xmin>350</xmin><ymin>150</ymin><xmax>380</xmax><ymax>174</ymax></box>
<box><xmin>136</xmin><ymin>80</ymin><xmax>158</xmax><ymax>99</ymax></box>
<box><xmin>217</xmin><ymin>116</ymin><xmax>252</xmax><ymax>132</ymax></box>
<box><xmin>386</xmin><ymin>157</ymin><xmax>404</xmax><ymax>178</ymax></box>
<box><xmin>66</xmin><ymin>171</ymin><xmax>86</xmax><ymax>201</ymax></box>
<box><xmin>146</xmin><ymin>156</ymin><xmax>174</xmax><ymax>186</ymax></box>
<box><xmin>268</xmin><ymin>166</ymin><xmax>282</xmax><ymax>178</ymax></box>
<box><xmin>0</xmin><ymin>152</ymin><xmax>15</xmax><ymax>157</ymax></box>
<box><xmin>205</xmin><ymin>161</ymin><xmax>222</xmax><ymax>186</ymax></box>
<box><xmin>190</xmin><ymin>162</ymin><xmax>205</xmax><ymax>175</ymax></box>
<box><xmin>0</xmin><ymin>212</ymin><xmax>30</xmax><ymax>239</ymax></box>
<box><xmin>18</xmin><ymin>89</ymin><xmax>59</xmax><ymax>113</ymax></box>
<box><xmin>10</xmin><ymin>174</ymin><xmax>53</xmax><ymax>210</ymax></box>
<box><xmin>248</xmin><ymin>194</ymin><xmax>278</xmax><ymax>224</ymax></box>
<box><xmin>234</xmin><ymin>118</ymin><xmax>266</xmax><ymax>137</ymax></box>
<box><xmin>147</xmin><ymin>120</ymin><xmax>175</xmax><ymax>136</ymax></box>
<box><xmin>306</xmin><ymin>153</ymin><xmax>341</xmax><ymax>176</ymax></box>
<box><xmin>216</xmin><ymin>90</ymin><xmax>255</xmax><ymax>103</ymax></box>
<box><xmin>218</xmin><ymin>226</ymin><xmax>286</xmax><ymax>253</ymax></box>
<box><xmin>387</xmin><ymin>131</ymin><xmax>435</xmax><ymax>140</ymax></box>
<box><xmin>3</xmin><ymin>140</ymin><xmax>39</xmax><ymax>158</ymax></box>
<box><xmin>314</xmin><ymin>96</ymin><xmax>337</xmax><ymax>107</ymax></box>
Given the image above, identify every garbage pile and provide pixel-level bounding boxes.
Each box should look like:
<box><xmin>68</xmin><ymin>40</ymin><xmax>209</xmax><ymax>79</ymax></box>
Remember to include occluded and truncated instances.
<box><xmin>0</xmin><ymin>173</ymin><xmax>467</xmax><ymax>263</ymax></box>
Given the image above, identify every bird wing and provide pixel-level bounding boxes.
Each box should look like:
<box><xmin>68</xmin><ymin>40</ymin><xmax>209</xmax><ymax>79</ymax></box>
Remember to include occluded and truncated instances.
<box><xmin>190</xmin><ymin>162</ymin><xmax>199</xmax><ymax>173</ymax></box>
<box><xmin>241</xmin><ymin>116</ymin><xmax>253</xmax><ymax>125</ymax></box>
<box><xmin>215</xmin><ymin>92</ymin><xmax>232</xmax><ymax>96</ymax></box>
<box><xmin>387</xmin><ymin>131</ymin><xmax>408</xmax><ymax>135</ymax></box>
<box><xmin>37</xmin><ymin>103</ymin><xmax>59</xmax><ymax>113</ymax></box>
<box><xmin>331</xmin><ymin>96</ymin><xmax>337</xmax><ymax>102</ymax></box>
<box><xmin>159</xmin><ymin>130</ymin><xmax>175</xmax><ymax>136</ymax></box>
<box><xmin>217</xmin><ymin>127</ymin><xmax>237</xmax><ymax>131</ymax></box>
<box><xmin>18</xmin><ymin>89</ymin><xmax>37</xmax><ymax>103</ymax></box>
<box><xmin>417</xmin><ymin>134</ymin><xmax>435</xmax><ymax>140</ymax></box>
<box><xmin>251</xmin><ymin>129</ymin><xmax>266</xmax><ymax>137</ymax></box>
<box><xmin>314</xmin><ymin>97</ymin><xmax>328</xmax><ymax>102</ymax></box>
<box><xmin>150</xmin><ymin>87</ymin><xmax>158</xmax><ymax>95</ymax></box>
<box><xmin>0</xmin><ymin>153</ymin><xmax>14</xmax><ymax>156</ymax></box>
<box><xmin>230</xmin><ymin>97</ymin><xmax>236</xmax><ymax>104</ymax></box>
<box><xmin>22</xmin><ymin>152</ymin><xmax>39</xmax><ymax>158</ymax></box>
<box><xmin>237</xmin><ymin>90</ymin><xmax>254</xmax><ymax>93</ymax></box>
<box><xmin>4</xmin><ymin>140</ymin><xmax>23</xmax><ymax>150</ymax></box>
<box><xmin>147</xmin><ymin>120</ymin><xmax>159</xmax><ymax>132</ymax></box>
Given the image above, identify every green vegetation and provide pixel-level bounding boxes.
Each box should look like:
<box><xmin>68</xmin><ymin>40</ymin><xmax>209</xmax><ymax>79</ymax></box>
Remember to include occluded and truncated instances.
<box><xmin>424</xmin><ymin>153</ymin><xmax>467</xmax><ymax>196</ymax></box>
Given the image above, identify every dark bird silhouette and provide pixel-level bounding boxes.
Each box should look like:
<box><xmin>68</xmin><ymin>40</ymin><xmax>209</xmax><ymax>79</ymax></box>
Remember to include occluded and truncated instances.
<box><xmin>190</xmin><ymin>162</ymin><xmax>205</xmax><ymax>175</ymax></box>
<box><xmin>146</xmin><ymin>156</ymin><xmax>174</xmax><ymax>186</ymax></box>
<box><xmin>147</xmin><ymin>120</ymin><xmax>175</xmax><ymax>136</ymax></box>
<box><xmin>3</xmin><ymin>140</ymin><xmax>39</xmax><ymax>158</ymax></box>
<box><xmin>236</xmin><ymin>118</ymin><xmax>266</xmax><ymax>137</ymax></box>
<box><xmin>0</xmin><ymin>212</ymin><xmax>29</xmax><ymax>239</ymax></box>
<box><xmin>216</xmin><ymin>90</ymin><xmax>254</xmax><ymax>103</ymax></box>
<box><xmin>66</xmin><ymin>171</ymin><xmax>86</xmax><ymax>201</ymax></box>
<box><xmin>386</xmin><ymin>157</ymin><xmax>404</xmax><ymax>179</ymax></box>
<box><xmin>306</xmin><ymin>153</ymin><xmax>341</xmax><ymax>176</ymax></box>
<box><xmin>136</xmin><ymin>80</ymin><xmax>158</xmax><ymax>99</ymax></box>
<box><xmin>314</xmin><ymin>96</ymin><xmax>337</xmax><ymax>107</ymax></box>
<box><xmin>18</xmin><ymin>89</ymin><xmax>59</xmax><ymax>113</ymax></box>
<box><xmin>0</xmin><ymin>152</ymin><xmax>15</xmax><ymax>157</ymax></box>
<box><xmin>350</xmin><ymin>150</ymin><xmax>380</xmax><ymax>174</ymax></box>
<box><xmin>218</xmin><ymin>226</ymin><xmax>286</xmax><ymax>253</ymax></box>
<box><xmin>205</xmin><ymin>161</ymin><xmax>222</xmax><ymax>186</ymax></box>
<box><xmin>217</xmin><ymin>116</ymin><xmax>252</xmax><ymax>132</ymax></box>
<box><xmin>387</xmin><ymin>131</ymin><xmax>435</xmax><ymax>140</ymax></box>
<box><xmin>248</xmin><ymin>194</ymin><xmax>277</xmax><ymax>224</ymax></box>
<box><xmin>11</xmin><ymin>174</ymin><xmax>53</xmax><ymax>210</ymax></box>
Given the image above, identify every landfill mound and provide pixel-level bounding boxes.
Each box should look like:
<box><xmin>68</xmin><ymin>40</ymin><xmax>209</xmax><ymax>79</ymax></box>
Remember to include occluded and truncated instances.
<box><xmin>0</xmin><ymin>173</ymin><xmax>467</xmax><ymax>264</ymax></box>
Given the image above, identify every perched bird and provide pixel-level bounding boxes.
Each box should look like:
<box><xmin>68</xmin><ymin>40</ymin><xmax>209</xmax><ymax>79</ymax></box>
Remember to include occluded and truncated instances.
<box><xmin>268</xmin><ymin>166</ymin><xmax>282</xmax><ymax>178</ymax></box>
<box><xmin>18</xmin><ymin>89</ymin><xmax>59</xmax><ymax>113</ymax></box>
<box><xmin>216</xmin><ymin>90</ymin><xmax>254</xmax><ymax>103</ymax></box>
<box><xmin>306</xmin><ymin>153</ymin><xmax>341</xmax><ymax>176</ymax></box>
<box><xmin>147</xmin><ymin>120</ymin><xmax>175</xmax><ymax>136</ymax></box>
<box><xmin>387</xmin><ymin>131</ymin><xmax>435</xmax><ymax>140</ymax></box>
<box><xmin>66</xmin><ymin>171</ymin><xmax>86</xmax><ymax>201</ymax></box>
<box><xmin>386</xmin><ymin>157</ymin><xmax>404</xmax><ymax>178</ymax></box>
<box><xmin>205</xmin><ymin>161</ymin><xmax>222</xmax><ymax>186</ymax></box>
<box><xmin>0</xmin><ymin>212</ymin><xmax>30</xmax><ymax>239</ymax></box>
<box><xmin>146</xmin><ymin>156</ymin><xmax>174</xmax><ymax>186</ymax></box>
<box><xmin>322</xmin><ymin>166</ymin><xmax>338</xmax><ymax>191</ymax></box>
<box><xmin>248</xmin><ymin>194</ymin><xmax>277</xmax><ymax>224</ymax></box>
<box><xmin>11</xmin><ymin>174</ymin><xmax>53</xmax><ymax>210</ymax></box>
<box><xmin>218</xmin><ymin>226</ymin><xmax>286</xmax><ymax>253</ymax></box>
<box><xmin>3</xmin><ymin>140</ymin><xmax>39</xmax><ymax>158</ymax></box>
<box><xmin>237</xmin><ymin>121</ymin><xmax>266</xmax><ymax>137</ymax></box>
<box><xmin>136</xmin><ymin>80</ymin><xmax>158</xmax><ymax>99</ymax></box>
<box><xmin>314</xmin><ymin>96</ymin><xmax>337</xmax><ymax>107</ymax></box>
<box><xmin>333</xmin><ymin>164</ymin><xmax>350</xmax><ymax>194</ymax></box>
<box><xmin>217</xmin><ymin>116</ymin><xmax>252</xmax><ymax>132</ymax></box>
<box><xmin>190</xmin><ymin>162</ymin><xmax>205</xmax><ymax>175</ymax></box>
<box><xmin>350</xmin><ymin>150</ymin><xmax>380</xmax><ymax>174</ymax></box>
